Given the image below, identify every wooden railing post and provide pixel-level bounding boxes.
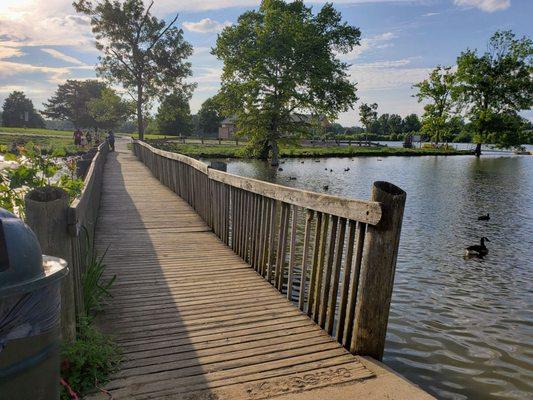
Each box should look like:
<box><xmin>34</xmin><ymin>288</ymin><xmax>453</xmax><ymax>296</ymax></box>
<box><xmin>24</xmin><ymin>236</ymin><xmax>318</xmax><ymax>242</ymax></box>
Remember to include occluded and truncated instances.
<box><xmin>25</xmin><ymin>187</ymin><xmax>76</xmax><ymax>343</ymax></box>
<box><xmin>351</xmin><ymin>181</ymin><xmax>406</xmax><ymax>360</ymax></box>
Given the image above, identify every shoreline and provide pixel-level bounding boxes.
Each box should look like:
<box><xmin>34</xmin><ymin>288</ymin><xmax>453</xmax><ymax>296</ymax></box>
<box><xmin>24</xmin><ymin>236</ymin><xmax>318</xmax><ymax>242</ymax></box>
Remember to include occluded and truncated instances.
<box><xmin>147</xmin><ymin>140</ymin><xmax>475</xmax><ymax>159</ymax></box>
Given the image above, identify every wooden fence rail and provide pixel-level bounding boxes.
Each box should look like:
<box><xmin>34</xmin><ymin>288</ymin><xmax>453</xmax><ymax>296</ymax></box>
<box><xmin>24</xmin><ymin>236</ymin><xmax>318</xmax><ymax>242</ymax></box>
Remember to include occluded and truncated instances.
<box><xmin>133</xmin><ymin>139</ymin><xmax>406</xmax><ymax>360</ymax></box>
<box><xmin>25</xmin><ymin>140</ymin><xmax>109</xmax><ymax>341</ymax></box>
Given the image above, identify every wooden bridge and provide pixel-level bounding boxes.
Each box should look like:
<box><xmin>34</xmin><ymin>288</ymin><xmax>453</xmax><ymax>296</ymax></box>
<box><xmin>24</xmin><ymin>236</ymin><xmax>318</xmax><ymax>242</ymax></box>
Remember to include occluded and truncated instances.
<box><xmin>75</xmin><ymin>140</ymin><xmax>432</xmax><ymax>399</ymax></box>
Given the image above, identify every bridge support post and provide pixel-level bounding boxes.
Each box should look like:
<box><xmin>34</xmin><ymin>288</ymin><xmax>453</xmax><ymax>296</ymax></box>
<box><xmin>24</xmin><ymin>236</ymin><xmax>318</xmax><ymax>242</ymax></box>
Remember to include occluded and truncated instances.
<box><xmin>25</xmin><ymin>187</ymin><xmax>76</xmax><ymax>343</ymax></box>
<box><xmin>351</xmin><ymin>181</ymin><xmax>406</xmax><ymax>360</ymax></box>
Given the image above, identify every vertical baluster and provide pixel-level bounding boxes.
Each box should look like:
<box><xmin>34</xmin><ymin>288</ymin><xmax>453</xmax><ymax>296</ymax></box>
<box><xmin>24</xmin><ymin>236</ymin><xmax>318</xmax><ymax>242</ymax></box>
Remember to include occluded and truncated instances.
<box><xmin>307</xmin><ymin>212</ymin><xmax>323</xmax><ymax>317</ymax></box>
<box><xmin>258</xmin><ymin>197</ymin><xmax>268</xmax><ymax>275</ymax></box>
<box><xmin>318</xmin><ymin>215</ymin><xmax>339</xmax><ymax>328</ymax></box>
<box><xmin>325</xmin><ymin>217</ymin><xmax>347</xmax><ymax>335</ymax></box>
<box><xmin>286</xmin><ymin>205</ymin><xmax>299</xmax><ymax>301</ymax></box>
<box><xmin>298</xmin><ymin>209</ymin><xmax>314</xmax><ymax>311</ymax></box>
<box><xmin>311</xmin><ymin>213</ymin><xmax>329</xmax><ymax>322</ymax></box>
<box><xmin>335</xmin><ymin>220</ymin><xmax>357</xmax><ymax>343</ymax></box>
<box><xmin>275</xmin><ymin>203</ymin><xmax>290</xmax><ymax>291</ymax></box>
<box><xmin>266</xmin><ymin>199</ymin><xmax>278</xmax><ymax>283</ymax></box>
<box><xmin>342</xmin><ymin>222</ymin><xmax>366</xmax><ymax>348</ymax></box>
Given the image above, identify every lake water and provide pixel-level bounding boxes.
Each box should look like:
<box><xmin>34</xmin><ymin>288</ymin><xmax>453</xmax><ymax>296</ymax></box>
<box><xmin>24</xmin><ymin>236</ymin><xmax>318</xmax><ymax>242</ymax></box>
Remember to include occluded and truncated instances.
<box><xmin>215</xmin><ymin>154</ymin><xmax>533</xmax><ymax>400</ymax></box>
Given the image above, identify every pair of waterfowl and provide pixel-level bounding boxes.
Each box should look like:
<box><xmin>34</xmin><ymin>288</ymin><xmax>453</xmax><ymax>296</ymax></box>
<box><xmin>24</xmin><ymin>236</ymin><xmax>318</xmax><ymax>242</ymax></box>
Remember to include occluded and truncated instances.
<box><xmin>465</xmin><ymin>213</ymin><xmax>491</xmax><ymax>257</ymax></box>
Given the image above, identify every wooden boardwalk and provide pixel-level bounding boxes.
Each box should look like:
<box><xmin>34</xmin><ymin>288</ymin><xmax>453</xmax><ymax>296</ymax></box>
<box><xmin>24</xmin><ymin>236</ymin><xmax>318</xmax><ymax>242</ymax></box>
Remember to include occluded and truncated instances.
<box><xmin>93</xmin><ymin>141</ymin><xmax>432</xmax><ymax>400</ymax></box>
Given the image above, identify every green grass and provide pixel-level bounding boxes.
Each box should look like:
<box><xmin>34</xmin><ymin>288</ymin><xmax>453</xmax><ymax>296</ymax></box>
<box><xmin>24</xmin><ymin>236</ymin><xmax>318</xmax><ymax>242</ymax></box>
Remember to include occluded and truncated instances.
<box><xmin>0</xmin><ymin>133</ymin><xmax>81</xmax><ymax>155</ymax></box>
<box><xmin>149</xmin><ymin>140</ymin><xmax>474</xmax><ymax>159</ymax></box>
<box><xmin>0</xmin><ymin>126</ymin><xmax>74</xmax><ymax>137</ymax></box>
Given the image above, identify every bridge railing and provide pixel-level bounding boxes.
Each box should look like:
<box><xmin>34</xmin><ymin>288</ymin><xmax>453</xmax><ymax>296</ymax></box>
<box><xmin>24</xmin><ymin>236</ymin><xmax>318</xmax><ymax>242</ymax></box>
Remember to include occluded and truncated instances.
<box><xmin>132</xmin><ymin>139</ymin><xmax>406</xmax><ymax>360</ymax></box>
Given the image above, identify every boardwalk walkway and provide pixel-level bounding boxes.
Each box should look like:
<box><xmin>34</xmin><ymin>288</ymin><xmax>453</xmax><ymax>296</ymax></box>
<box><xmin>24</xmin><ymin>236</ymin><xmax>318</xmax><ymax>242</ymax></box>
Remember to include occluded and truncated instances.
<box><xmin>93</xmin><ymin>140</ymin><xmax>433</xmax><ymax>400</ymax></box>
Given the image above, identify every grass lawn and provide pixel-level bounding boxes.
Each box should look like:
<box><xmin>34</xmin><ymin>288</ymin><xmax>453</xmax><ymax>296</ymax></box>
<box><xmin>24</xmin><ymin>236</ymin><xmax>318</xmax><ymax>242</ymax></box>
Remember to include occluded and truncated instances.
<box><xmin>0</xmin><ymin>127</ymin><xmax>74</xmax><ymax>137</ymax></box>
<box><xmin>149</xmin><ymin>140</ymin><xmax>474</xmax><ymax>159</ymax></box>
<box><xmin>0</xmin><ymin>133</ymin><xmax>81</xmax><ymax>155</ymax></box>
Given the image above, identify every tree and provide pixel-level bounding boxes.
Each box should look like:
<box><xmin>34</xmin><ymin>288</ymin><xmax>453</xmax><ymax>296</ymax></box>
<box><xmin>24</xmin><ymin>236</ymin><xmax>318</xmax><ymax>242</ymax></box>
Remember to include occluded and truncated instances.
<box><xmin>402</xmin><ymin>113</ymin><xmax>421</xmax><ymax>133</ymax></box>
<box><xmin>414</xmin><ymin>66</ymin><xmax>456</xmax><ymax>145</ymax></box>
<box><xmin>1</xmin><ymin>91</ymin><xmax>45</xmax><ymax>128</ymax></box>
<box><xmin>213</xmin><ymin>0</ymin><xmax>360</xmax><ymax>165</ymax></box>
<box><xmin>359</xmin><ymin>103</ymin><xmax>378</xmax><ymax>138</ymax></box>
<box><xmin>388</xmin><ymin>114</ymin><xmax>403</xmax><ymax>135</ymax></box>
<box><xmin>198</xmin><ymin>96</ymin><xmax>224</xmax><ymax>136</ymax></box>
<box><xmin>87</xmin><ymin>87</ymin><xmax>134</xmax><ymax>130</ymax></box>
<box><xmin>156</xmin><ymin>92</ymin><xmax>192</xmax><ymax>136</ymax></box>
<box><xmin>74</xmin><ymin>0</ymin><xmax>194</xmax><ymax>140</ymax></box>
<box><xmin>43</xmin><ymin>80</ymin><xmax>106</xmax><ymax>128</ymax></box>
<box><xmin>454</xmin><ymin>30</ymin><xmax>533</xmax><ymax>156</ymax></box>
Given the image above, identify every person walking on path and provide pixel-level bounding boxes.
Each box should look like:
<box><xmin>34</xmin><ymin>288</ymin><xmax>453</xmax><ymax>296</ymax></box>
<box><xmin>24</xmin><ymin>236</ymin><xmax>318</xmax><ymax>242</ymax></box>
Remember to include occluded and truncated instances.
<box><xmin>86</xmin><ymin>130</ymin><xmax>93</xmax><ymax>146</ymax></box>
<box><xmin>73</xmin><ymin>128</ymin><xmax>82</xmax><ymax>147</ymax></box>
<box><xmin>107</xmin><ymin>130</ymin><xmax>115</xmax><ymax>152</ymax></box>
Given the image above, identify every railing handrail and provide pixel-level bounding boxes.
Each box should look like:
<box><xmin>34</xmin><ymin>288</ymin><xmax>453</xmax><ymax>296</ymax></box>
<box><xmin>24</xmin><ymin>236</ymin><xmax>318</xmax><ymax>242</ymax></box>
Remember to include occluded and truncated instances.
<box><xmin>133</xmin><ymin>139</ymin><xmax>382</xmax><ymax>225</ymax></box>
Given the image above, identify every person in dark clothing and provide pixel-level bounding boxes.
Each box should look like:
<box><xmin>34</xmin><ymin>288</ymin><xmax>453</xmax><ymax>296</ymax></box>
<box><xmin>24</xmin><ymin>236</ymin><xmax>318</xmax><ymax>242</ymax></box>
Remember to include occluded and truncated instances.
<box><xmin>107</xmin><ymin>130</ymin><xmax>115</xmax><ymax>152</ymax></box>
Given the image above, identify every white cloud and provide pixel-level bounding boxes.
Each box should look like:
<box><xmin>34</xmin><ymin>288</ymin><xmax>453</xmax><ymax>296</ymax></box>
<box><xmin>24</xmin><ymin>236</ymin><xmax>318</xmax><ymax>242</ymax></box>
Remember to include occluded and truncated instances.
<box><xmin>0</xmin><ymin>45</ymin><xmax>24</xmax><ymax>59</ymax></box>
<box><xmin>453</xmin><ymin>0</ymin><xmax>511</xmax><ymax>12</ymax></box>
<box><xmin>183</xmin><ymin>18</ymin><xmax>231</xmax><ymax>33</ymax></box>
<box><xmin>41</xmin><ymin>48</ymin><xmax>86</xmax><ymax>65</ymax></box>
<box><xmin>349</xmin><ymin>59</ymin><xmax>431</xmax><ymax>91</ymax></box>
<box><xmin>339</xmin><ymin>32</ymin><xmax>397</xmax><ymax>61</ymax></box>
<box><xmin>422</xmin><ymin>12</ymin><xmax>440</xmax><ymax>17</ymax></box>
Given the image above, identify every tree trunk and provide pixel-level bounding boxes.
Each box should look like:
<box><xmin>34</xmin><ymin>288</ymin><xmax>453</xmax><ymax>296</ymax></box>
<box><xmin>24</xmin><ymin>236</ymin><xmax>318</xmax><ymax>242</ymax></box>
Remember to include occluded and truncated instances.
<box><xmin>474</xmin><ymin>143</ymin><xmax>482</xmax><ymax>157</ymax></box>
<box><xmin>270</xmin><ymin>139</ymin><xmax>280</xmax><ymax>167</ymax></box>
<box><xmin>137</xmin><ymin>82</ymin><xmax>144</xmax><ymax>140</ymax></box>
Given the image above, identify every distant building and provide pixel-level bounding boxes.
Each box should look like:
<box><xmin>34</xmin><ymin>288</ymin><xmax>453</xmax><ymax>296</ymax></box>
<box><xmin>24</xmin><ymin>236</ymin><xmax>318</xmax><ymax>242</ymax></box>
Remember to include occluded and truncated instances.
<box><xmin>218</xmin><ymin>116</ymin><xmax>237</xmax><ymax>139</ymax></box>
<box><xmin>218</xmin><ymin>114</ymin><xmax>329</xmax><ymax>139</ymax></box>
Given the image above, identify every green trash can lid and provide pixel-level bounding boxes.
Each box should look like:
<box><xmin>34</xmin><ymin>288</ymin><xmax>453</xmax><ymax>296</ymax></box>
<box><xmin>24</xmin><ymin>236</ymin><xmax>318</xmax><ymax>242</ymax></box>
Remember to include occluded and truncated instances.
<box><xmin>0</xmin><ymin>209</ymin><xmax>68</xmax><ymax>298</ymax></box>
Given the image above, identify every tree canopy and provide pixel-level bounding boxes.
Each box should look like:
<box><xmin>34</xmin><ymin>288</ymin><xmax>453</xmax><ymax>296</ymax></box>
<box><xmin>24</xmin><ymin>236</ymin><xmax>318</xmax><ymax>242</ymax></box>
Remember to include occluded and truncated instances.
<box><xmin>43</xmin><ymin>80</ymin><xmax>107</xmax><ymax>128</ymax></box>
<box><xmin>198</xmin><ymin>96</ymin><xmax>224</xmax><ymax>136</ymax></box>
<box><xmin>74</xmin><ymin>0</ymin><xmax>194</xmax><ymax>139</ymax></box>
<box><xmin>213</xmin><ymin>0</ymin><xmax>360</xmax><ymax>165</ymax></box>
<box><xmin>87</xmin><ymin>87</ymin><xmax>134</xmax><ymax>130</ymax></box>
<box><xmin>1</xmin><ymin>91</ymin><xmax>45</xmax><ymax>128</ymax></box>
<box><xmin>454</xmin><ymin>30</ymin><xmax>533</xmax><ymax>155</ymax></box>
<box><xmin>414</xmin><ymin>66</ymin><xmax>456</xmax><ymax>145</ymax></box>
<box><xmin>156</xmin><ymin>92</ymin><xmax>192</xmax><ymax>136</ymax></box>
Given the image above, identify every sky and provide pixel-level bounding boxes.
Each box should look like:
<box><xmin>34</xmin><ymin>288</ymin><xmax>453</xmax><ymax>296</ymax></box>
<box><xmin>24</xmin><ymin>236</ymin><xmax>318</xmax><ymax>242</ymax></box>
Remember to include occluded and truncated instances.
<box><xmin>0</xmin><ymin>0</ymin><xmax>531</xmax><ymax>126</ymax></box>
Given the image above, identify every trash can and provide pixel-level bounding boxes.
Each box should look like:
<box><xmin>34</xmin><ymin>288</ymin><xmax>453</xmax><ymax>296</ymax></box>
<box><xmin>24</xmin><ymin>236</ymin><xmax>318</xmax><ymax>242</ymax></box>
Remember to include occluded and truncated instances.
<box><xmin>0</xmin><ymin>209</ymin><xmax>69</xmax><ymax>400</ymax></box>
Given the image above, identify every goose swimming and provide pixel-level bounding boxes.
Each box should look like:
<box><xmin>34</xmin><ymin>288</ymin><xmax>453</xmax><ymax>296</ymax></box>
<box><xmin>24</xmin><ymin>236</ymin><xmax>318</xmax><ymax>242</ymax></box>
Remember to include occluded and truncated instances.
<box><xmin>478</xmin><ymin>213</ymin><xmax>490</xmax><ymax>221</ymax></box>
<box><xmin>465</xmin><ymin>237</ymin><xmax>490</xmax><ymax>257</ymax></box>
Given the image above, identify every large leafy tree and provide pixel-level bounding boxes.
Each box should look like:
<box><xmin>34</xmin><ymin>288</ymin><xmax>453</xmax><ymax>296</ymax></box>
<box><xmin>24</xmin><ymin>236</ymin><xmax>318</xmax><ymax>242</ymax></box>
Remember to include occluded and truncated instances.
<box><xmin>156</xmin><ymin>92</ymin><xmax>192</xmax><ymax>136</ymax></box>
<box><xmin>1</xmin><ymin>91</ymin><xmax>45</xmax><ymax>128</ymax></box>
<box><xmin>87</xmin><ymin>87</ymin><xmax>134</xmax><ymax>130</ymax></box>
<box><xmin>74</xmin><ymin>0</ymin><xmax>194</xmax><ymax>140</ymax></box>
<box><xmin>454</xmin><ymin>30</ymin><xmax>533</xmax><ymax>156</ymax></box>
<box><xmin>213</xmin><ymin>0</ymin><xmax>360</xmax><ymax>165</ymax></box>
<box><xmin>414</xmin><ymin>66</ymin><xmax>455</xmax><ymax>145</ymax></box>
<box><xmin>402</xmin><ymin>113</ymin><xmax>421</xmax><ymax>133</ymax></box>
<box><xmin>359</xmin><ymin>102</ymin><xmax>378</xmax><ymax>138</ymax></box>
<box><xmin>198</xmin><ymin>96</ymin><xmax>224</xmax><ymax>136</ymax></box>
<box><xmin>43</xmin><ymin>80</ymin><xmax>106</xmax><ymax>128</ymax></box>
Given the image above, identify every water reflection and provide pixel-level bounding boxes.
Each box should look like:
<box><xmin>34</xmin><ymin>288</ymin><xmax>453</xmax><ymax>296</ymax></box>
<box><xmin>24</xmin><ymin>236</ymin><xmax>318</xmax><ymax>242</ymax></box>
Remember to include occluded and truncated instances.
<box><xmin>209</xmin><ymin>154</ymin><xmax>533</xmax><ymax>400</ymax></box>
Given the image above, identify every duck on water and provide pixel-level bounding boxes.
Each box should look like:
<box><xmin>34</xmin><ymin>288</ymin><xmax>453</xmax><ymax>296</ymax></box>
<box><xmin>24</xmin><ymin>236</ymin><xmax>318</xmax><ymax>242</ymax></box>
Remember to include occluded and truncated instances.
<box><xmin>465</xmin><ymin>237</ymin><xmax>490</xmax><ymax>258</ymax></box>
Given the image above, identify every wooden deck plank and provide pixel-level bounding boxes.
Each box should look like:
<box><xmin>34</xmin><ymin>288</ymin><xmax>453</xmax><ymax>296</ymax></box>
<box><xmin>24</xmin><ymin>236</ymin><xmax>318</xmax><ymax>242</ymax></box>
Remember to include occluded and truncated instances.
<box><xmin>93</xmin><ymin>142</ymin><xmax>375</xmax><ymax>399</ymax></box>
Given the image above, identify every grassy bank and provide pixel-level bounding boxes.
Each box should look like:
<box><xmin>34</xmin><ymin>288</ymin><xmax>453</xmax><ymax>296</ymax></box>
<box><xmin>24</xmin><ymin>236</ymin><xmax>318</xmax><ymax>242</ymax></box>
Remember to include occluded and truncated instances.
<box><xmin>149</xmin><ymin>140</ymin><xmax>474</xmax><ymax>159</ymax></box>
<box><xmin>0</xmin><ymin>127</ymin><xmax>73</xmax><ymax>137</ymax></box>
<box><xmin>0</xmin><ymin>133</ymin><xmax>80</xmax><ymax>155</ymax></box>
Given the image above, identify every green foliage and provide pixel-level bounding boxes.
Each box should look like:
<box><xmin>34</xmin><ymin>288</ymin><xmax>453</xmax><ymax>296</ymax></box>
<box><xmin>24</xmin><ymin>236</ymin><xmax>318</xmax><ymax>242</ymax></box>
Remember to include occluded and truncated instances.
<box><xmin>359</xmin><ymin>103</ymin><xmax>378</xmax><ymax>133</ymax></box>
<box><xmin>414</xmin><ymin>66</ymin><xmax>456</xmax><ymax>144</ymax></box>
<box><xmin>454</xmin><ymin>30</ymin><xmax>533</xmax><ymax>150</ymax></box>
<box><xmin>0</xmin><ymin>142</ymin><xmax>84</xmax><ymax>215</ymax></box>
<box><xmin>198</xmin><ymin>96</ymin><xmax>224</xmax><ymax>135</ymax></box>
<box><xmin>82</xmin><ymin>239</ymin><xmax>115</xmax><ymax>318</ymax></box>
<box><xmin>1</xmin><ymin>91</ymin><xmax>45</xmax><ymax>128</ymax></box>
<box><xmin>60</xmin><ymin>318</ymin><xmax>121</xmax><ymax>399</ymax></box>
<box><xmin>87</xmin><ymin>87</ymin><xmax>134</xmax><ymax>130</ymax></box>
<box><xmin>74</xmin><ymin>0</ymin><xmax>194</xmax><ymax>139</ymax></box>
<box><xmin>156</xmin><ymin>92</ymin><xmax>193</xmax><ymax>136</ymax></box>
<box><xmin>43</xmin><ymin>80</ymin><xmax>107</xmax><ymax>128</ymax></box>
<box><xmin>213</xmin><ymin>0</ymin><xmax>360</xmax><ymax>165</ymax></box>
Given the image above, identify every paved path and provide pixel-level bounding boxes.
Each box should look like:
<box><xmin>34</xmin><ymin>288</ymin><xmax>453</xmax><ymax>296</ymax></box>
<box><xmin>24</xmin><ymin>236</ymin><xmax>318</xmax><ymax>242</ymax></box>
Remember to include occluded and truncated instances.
<box><xmin>92</xmin><ymin>140</ymin><xmax>433</xmax><ymax>400</ymax></box>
